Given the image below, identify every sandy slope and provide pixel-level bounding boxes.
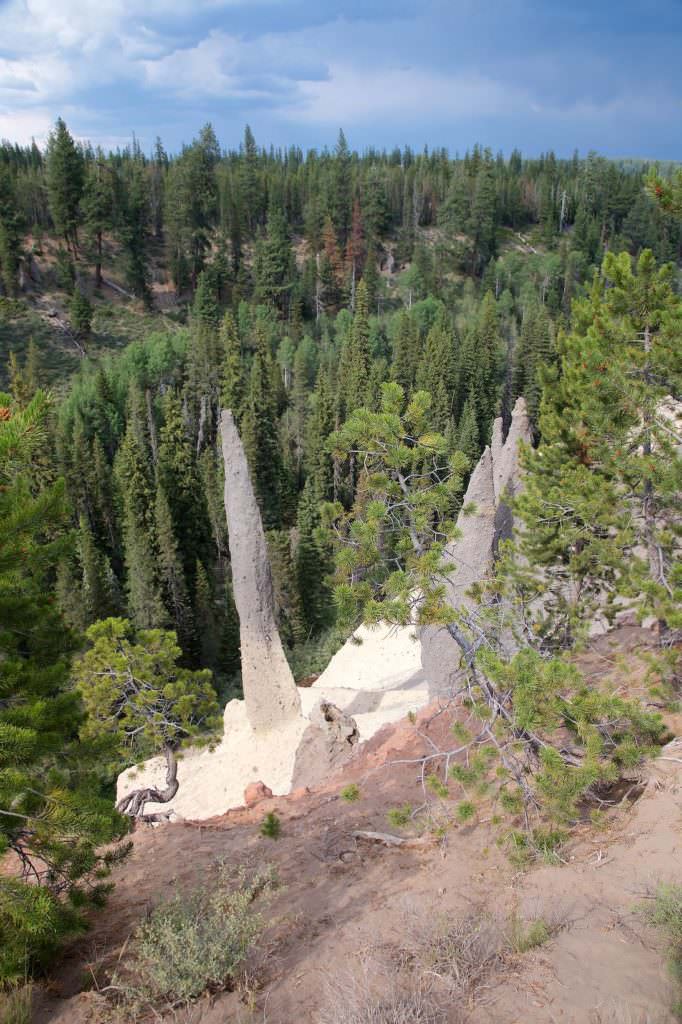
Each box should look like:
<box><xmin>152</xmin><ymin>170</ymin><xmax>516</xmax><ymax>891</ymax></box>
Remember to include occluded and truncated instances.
<box><xmin>40</xmin><ymin>627</ymin><xmax>681</xmax><ymax>1024</ymax></box>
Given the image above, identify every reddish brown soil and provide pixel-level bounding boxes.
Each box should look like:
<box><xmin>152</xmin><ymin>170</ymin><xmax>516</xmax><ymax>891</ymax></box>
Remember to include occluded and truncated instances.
<box><xmin>33</xmin><ymin>627</ymin><xmax>681</xmax><ymax>1024</ymax></box>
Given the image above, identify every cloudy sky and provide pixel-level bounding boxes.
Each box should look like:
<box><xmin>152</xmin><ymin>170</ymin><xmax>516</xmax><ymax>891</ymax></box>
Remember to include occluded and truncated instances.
<box><xmin>0</xmin><ymin>0</ymin><xmax>679</xmax><ymax>157</ymax></box>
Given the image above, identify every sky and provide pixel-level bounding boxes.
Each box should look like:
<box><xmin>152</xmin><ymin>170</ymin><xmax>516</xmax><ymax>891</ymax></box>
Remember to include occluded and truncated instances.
<box><xmin>0</xmin><ymin>0</ymin><xmax>679</xmax><ymax>159</ymax></box>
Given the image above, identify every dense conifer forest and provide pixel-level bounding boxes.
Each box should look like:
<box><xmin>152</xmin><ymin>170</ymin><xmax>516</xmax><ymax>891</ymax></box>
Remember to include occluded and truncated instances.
<box><xmin>1</xmin><ymin>118</ymin><xmax>681</xmax><ymax>989</ymax></box>
<box><xmin>1</xmin><ymin>121</ymin><xmax>679</xmax><ymax>686</ymax></box>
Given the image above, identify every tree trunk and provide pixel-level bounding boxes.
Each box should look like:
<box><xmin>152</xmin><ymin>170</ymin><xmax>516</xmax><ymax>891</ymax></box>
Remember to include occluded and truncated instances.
<box><xmin>116</xmin><ymin>745</ymin><xmax>179</xmax><ymax>820</ymax></box>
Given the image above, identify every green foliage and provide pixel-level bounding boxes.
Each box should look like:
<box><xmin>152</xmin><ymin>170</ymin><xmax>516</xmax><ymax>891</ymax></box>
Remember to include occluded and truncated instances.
<box><xmin>456</xmin><ymin>800</ymin><xmax>476</xmax><ymax>822</ymax></box>
<box><xmin>113</xmin><ymin>864</ymin><xmax>275</xmax><ymax>1009</ymax></box>
<box><xmin>260</xmin><ymin>812</ymin><xmax>281</xmax><ymax>839</ymax></box>
<box><xmin>482</xmin><ymin>647</ymin><xmax>664</xmax><ymax>823</ymax></box>
<box><xmin>76</xmin><ymin>618</ymin><xmax>220</xmax><ymax>768</ymax></box>
<box><xmin>69</xmin><ymin>288</ymin><xmax>93</xmax><ymax>339</ymax></box>
<box><xmin>507</xmin><ymin>913</ymin><xmax>551</xmax><ymax>953</ymax></box>
<box><xmin>0</xmin><ymin>393</ymin><xmax>127</xmax><ymax>984</ymax></box>
<box><xmin>325</xmin><ymin>381</ymin><xmax>467</xmax><ymax>633</ymax></box>
<box><xmin>340</xmin><ymin>783</ymin><xmax>360</xmax><ymax>803</ymax></box>
<box><xmin>387</xmin><ymin>804</ymin><xmax>413</xmax><ymax>828</ymax></box>
<box><xmin>45</xmin><ymin>118</ymin><xmax>84</xmax><ymax>250</ymax></box>
<box><xmin>512</xmin><ymin>249</ymin><xmax>682</xmax><ymax>641</ymax></box>
<box><xmin>641</xmin><ymin>882</ymin><xmax>682</xmax><ymax>1016</ymax></box>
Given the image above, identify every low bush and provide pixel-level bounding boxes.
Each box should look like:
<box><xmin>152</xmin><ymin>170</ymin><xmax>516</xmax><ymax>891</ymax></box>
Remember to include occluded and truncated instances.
<box><xmin>260</xmin><ymin>812</ymin><xmax>282</xmax><ymax>838</ymax></box>
<box><xmin>387</xmin><ymin>804</ymin><xmax>412</xmax><ymax>828</ymax></box>
<box><xmin>640</xmin><ymin>882</ymin><xmax>682</xmax><ymax>1017</ymax></box>
<box><xmin>507</xmin><ymin>911</ymin><xmax>551</xmax><ymax>953</ymax></box>
<box><xmin>404</xmin><ymin>909</ymin><xmax>504</xmax><ymax>995</ymax></box>
<box><xmin>112</xmin><ymin>864</ymin><xmax>275</xmax><ymax>1011</ymax></box>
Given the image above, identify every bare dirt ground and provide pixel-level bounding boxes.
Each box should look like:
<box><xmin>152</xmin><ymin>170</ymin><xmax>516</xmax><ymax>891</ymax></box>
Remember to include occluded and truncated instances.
<box><xmin>33</xmin><ymin>627</ymin><xmax>681</xmax><ymax>1024</ymax></box>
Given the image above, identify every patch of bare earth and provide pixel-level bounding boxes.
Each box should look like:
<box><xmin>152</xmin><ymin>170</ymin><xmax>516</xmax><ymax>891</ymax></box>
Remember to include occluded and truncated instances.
<box><xmin>33</xmin><ymin>627</ymin><xmax>681</xmax><ymax>1024</ymax></box>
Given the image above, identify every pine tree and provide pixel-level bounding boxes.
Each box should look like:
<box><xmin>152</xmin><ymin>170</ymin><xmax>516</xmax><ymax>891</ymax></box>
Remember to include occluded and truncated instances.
<box><xmin>220</xmin><ymin>311</ymin><xmax>245</xmax><ymax>418</ymax></box>
<box><xmin>76</xmin><ymin>618</ymin><xmax>219</xmax><ymax>819</ymax></box>
<box><xmin>391</xmin><ymin>308</ymin><xmax>421</xmax><ymax>394</ymax></box>
<box><xmin>331</xmin><ymin>129</ymin><xmax>352</xmax><ymax>243</ymax></box>
<box><xmin>266</xmin><ymin>529</ymin><xmax>306</xmax><ymax>646</ymax></box>
<box><xmin>514</xmin><ymin>249</ymin><xmax>682</xmax><ymax>639</ymax></box>
<box><xmin>512</xmin><ymin>301</ymin><xmax>555</xmax><ymax>426</ymax></box>
<box><xmin>295</xmin><ymin>480</ymin><xmax>332</xmax><ymax>633</ymax></box>
<box><xmin>157</xmin><ymin>390</ymin><xmax>209</xmax><ymax>586</ymax></box>
<box><xmin>469</xmin><ymin>162</ymin><xmax>497</xmax><ymax>274</ymax></box>
<box><xmin>341</xmin><ymin>277</ymin><xmax>371</xmax><ymax>413</ymax></box>
<box><xmin>69</xmin><ymin>287</ymin><xmax>93</xmax><ymax>342</ymax></box>
<box><xmin>0</xmin><ymin>164</ymin><xmax>22</xmax><ymax>295</ymax></box>
<box><xmin>241</xmin><ymin>328</ymin><xmax>286</xmax><ymax>529</ymax></box>
<box><xmin>155</xmin><ymin>481</ymin><xmax>195</xmax><ymax>654</ymax></box>
<box><xmin>115</xmin><ymin>390</ymin><xmax>164</xmax><ymax>629</ymax></box>
<box><xmin>116</xmin><ymin>161</ymin><xmax>151</xmax><ymax>303</ymax></box>
<box><xmin>0</xmin><ymin>391</ymin><xmax>125</xmax><ymax>983</ymax></box>
<box><xmin>78</xmin><ymin>514</ymin><xmax>120</xmax><ymax>624</ymax></box>
<box><xmin>305</xmin><ymin>365</ymin><xmax>335</xmax><ymax>500</ymax></box>
<box><xmin>253</xmin><ymin>204</ymin><xmax>295</xmax><ymax>315</ymax></box>
<box><xmin>415</xmin><ymin>310</ymin><xmax>457</xmax><ymax>431</ymax></box>
<box><xmin>82</xmin><ymin>156</ymin><xmax>113</xmax><ymax>288</ymax></box>
<box><xmin>456</xmin><ymin>395</ymin><xmax>480</xmax><ymax>467</ymax></box>
<box><xmin>45</xmin><ymin>118</ymin><xmax>84</xmax><ymax>255</ymax></box>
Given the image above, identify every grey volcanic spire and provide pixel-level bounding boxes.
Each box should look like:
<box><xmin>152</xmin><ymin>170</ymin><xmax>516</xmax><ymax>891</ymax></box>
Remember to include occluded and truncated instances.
<box><xmin>421</xmin><ymin>397</ymin><xmax>532</xmax><ymax>689</ymax></box>
<box><xmin>220</xmin><ymin>409</ymin><xmax>302</xmax><ymax>732</ymax></box>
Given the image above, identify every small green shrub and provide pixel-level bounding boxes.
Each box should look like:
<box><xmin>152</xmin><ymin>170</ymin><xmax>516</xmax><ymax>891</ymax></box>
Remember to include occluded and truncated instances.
<box><xmin>456</xmin><ymin>801</ymin><xmax>476</xmax><ymax>823</ymax></box>
<box><xmin>507</xmin><ymin>912</ymin><xmax>550</xmax><ymax>953</ymax></box>
<box><xmin>0</xmin><ymin>984</ymin><xmax>33</xmax><ymax>1024</ymax></box>
<box><xmin>426</xmin><ymin>775</ymin><xmax>449</xmax><ymax>798</ymax></box>
<box><xmin>114</xmin><ymin>864</ymin><xmax>275</xmax><ymax>1009</ymax></box>
<box><xmin>641</xmin><ymin>883</ymin><xmax>682</xmax><ymax>986</ymax></box>
<box><xmin>387</xmin><ymin>804</ymin><xmax>412</xmax><ymax>828</ymax></box>
<box><xmin>260</xmin><ymin>811</ymin><xmax>282</xmax><ymax>839</ymax></box>
<box><xmin>504</xmin><ymin>827</ymin><xmax>566</xmax><ymax>866</ymax></box>
<box><xmin>340</xmin><ymin>784</ymin><xmax>360</xmax><ymax>803</ymax></box>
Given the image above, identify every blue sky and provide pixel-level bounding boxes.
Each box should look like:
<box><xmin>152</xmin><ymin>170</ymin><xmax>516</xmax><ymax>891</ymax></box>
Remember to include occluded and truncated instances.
<box><xmin>0</xmin><ymin>0</ymin><xmax>679</xmax><ymax>158</ymax></box>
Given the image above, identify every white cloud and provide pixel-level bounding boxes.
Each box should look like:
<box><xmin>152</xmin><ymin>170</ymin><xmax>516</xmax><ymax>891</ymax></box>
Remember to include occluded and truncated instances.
<box><xmin>283</xmin><ymin>64</ymin><xmax>527</xmax><ymax>124</ymax></box>
<box><xmin>0</xmin><ymin>107</ymin><xmax>54</xmax><ymax>144</ymax></box>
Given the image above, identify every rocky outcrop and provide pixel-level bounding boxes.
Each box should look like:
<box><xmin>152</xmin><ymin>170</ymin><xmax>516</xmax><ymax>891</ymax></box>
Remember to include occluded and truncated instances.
<box><xmin>220</xmin><ymin>409</ymin><xmax>302</xmax><ymax>732</ymax></box>
<box><xmin>291</xmin><ymin>700</ymin><xmax>360</xmax><ymax>789</ymax></box>
<box><xmin>421</xmin><ymin>398</ymin><xmax>532</xmax><ymax>689</ymax></box>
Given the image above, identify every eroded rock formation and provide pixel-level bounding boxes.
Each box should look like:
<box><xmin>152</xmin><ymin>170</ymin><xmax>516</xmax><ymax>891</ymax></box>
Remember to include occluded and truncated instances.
<box><xmin>420</xmin><ymin>397</ymin><xmax>532</xmax><ymax>689</ymax></box>
<box><xmin>291</xmin><ymin>700</ymin><xmax>360</xmax><ymax>789</ymax></box>
<box><xmin>220</xmin><ymin>408</ymin><xmax>302</xmax><ymax>731</ymax></box>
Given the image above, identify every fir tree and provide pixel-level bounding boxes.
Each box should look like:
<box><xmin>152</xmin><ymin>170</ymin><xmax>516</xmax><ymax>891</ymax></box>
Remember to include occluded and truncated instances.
<box><xmin>155</xmin><ymin>482</ymin><xmax>194</xmax><ymax>653</ymax></box>
<box><xmin>253</xmin><ymin>204</ymin><xmax>295</xmax><ymax>314</ymax></box>
<box><xmin>220</xmin><ymin>311</ymin><xmax>245</xmax><ymax>418</ymax></box>
<box><xmin>82</xmin><ymin>156</ymin><xmax>113</xmax><ymax>288</ymax></box>
<box><xmin>0</xmin><ymin>164</ymin><xmax>22</xmax><ymax>295</ymax></box>
<box><xmin>69</xmin><ymin>287</ymin><xmax>93</xmax><ymax>342</ymax></box>
<box><xmin>241</xmin><ymin>328</ymin><xmax>286</xmax><ymax>529</ymax></box>
<box><xmin>45</xmin><ymin>117</ymin><xmax>84</xmax><ymax>255</ymax></box>
<box><xmin>391</xmin><ymin>308</ymin><xmax>421</xmax><ymax>395</ymax></box>
<box><xmin>295</xmin><ymin>480</ymin><xmax>332</xmax><ymax>633</ymax></box>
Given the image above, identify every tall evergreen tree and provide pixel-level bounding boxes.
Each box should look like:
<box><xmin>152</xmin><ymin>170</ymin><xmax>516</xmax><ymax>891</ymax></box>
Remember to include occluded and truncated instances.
<box><xmin>0</xmin><ymin>391</ymin><xmax>125</xmax><ymax>983</ymax></box>
<box><xmin>0</xmin><ymin>165</ymin><xmax>22</xmax><ymax>295</ymax></box>
<box><xmin>241</xmin><ymin>328</ymin><xmax>286</xmax><ymax>529</ymax></box>
<box><xmin>82</xmin><ymin>156</ymin><xmax>113</xmax><ymax>288</ymax></box>
<box><xmin>45</xmin><ymin>118</ymin><xmax>84</xmax><ymax>255</ymax></box>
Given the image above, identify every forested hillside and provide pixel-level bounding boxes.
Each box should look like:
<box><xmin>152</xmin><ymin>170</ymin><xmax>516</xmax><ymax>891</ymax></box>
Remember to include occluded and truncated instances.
<box><xmin>1</xmin><ymin>113</ymin><xmax>681</xmax><ymax>1008</ymax></box>
<box><xmin>1</xmin><ymin>121</ymin><xmax>679</xmax><ymax>692</ymax></box>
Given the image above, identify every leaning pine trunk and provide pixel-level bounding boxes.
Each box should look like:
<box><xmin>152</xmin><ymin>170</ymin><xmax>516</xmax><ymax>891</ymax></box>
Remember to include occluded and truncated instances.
<box><xmin>116</xmin><ymin>745</ymin><xmax>179</xmax><ymax>820</ymax></box>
